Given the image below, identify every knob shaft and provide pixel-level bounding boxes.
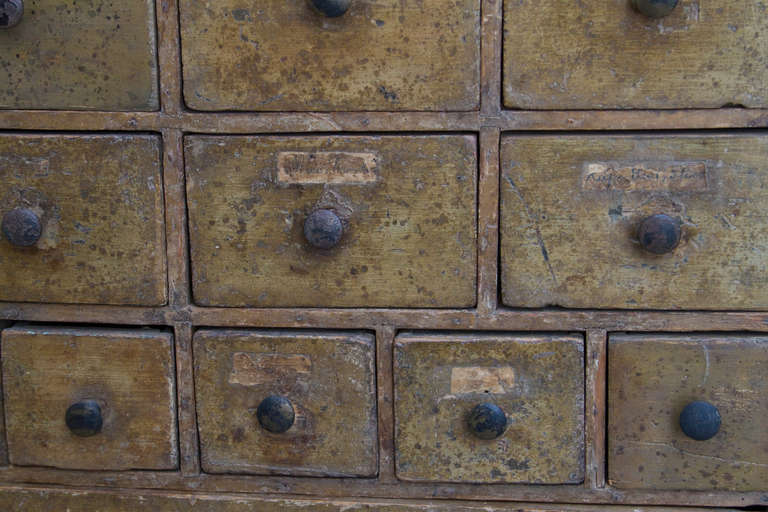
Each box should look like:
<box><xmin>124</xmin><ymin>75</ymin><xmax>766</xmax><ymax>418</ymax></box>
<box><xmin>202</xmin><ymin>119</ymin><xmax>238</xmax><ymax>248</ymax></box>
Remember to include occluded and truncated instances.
<box><xmin>65</xmin><ymin>401</ymin><xmax>103</xmax><ymax>437</ymax></box>
<box><xmin>309</xmin><ymin>0</ymin><xmax>351</xmax><ymax>17</ymax></box>
<box><xmin>0</xmin><ymin>0</ymin><xmax>23</xmax><ymax>29</ymax></box>
<box><xmin>257</xmin><ymin>395</ymin><xmax>295</xmax><ymax>434</ymax></box>
<box><xmin>638</xmin><ymin>214</ymin><xmax>681</xmax><ymax>254</ymax></box>
<box><xmin>632</xmin><ymin>0</ymin><xmax>678</xmax><ymax>18</ymax></box>
<box><xmin>304</xmin><ymin>209</ymin><xmax>343</xmax><ymax>249</ymax></box>
<box><xmin>2</xmin><ymin>208</ymin><xmax>42</xmax><ymax>247</ymax></box>
<box><xmin>467</xmin><ymin>403</ymin><xmax>507</xmax><ymax>440</ymax></box>
<box><xmin>679</xmin><ymin>401</ymin><xmax>721</xmax><ymax>441</ymax></box>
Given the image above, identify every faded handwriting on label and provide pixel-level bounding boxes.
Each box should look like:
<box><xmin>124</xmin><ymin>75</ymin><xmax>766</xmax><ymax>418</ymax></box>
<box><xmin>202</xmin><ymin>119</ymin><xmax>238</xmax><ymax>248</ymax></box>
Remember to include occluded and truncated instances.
<box><xmin>450</xmin><ymin>367</ymin><xmax>516</xmax><ymax>394</ymax></box>
<box><xmin>0</xmin><ymin>156</ymin><xmax>50</xmax><ymax>179</ymax></box>
<box><xmin>582</xmin><ymin>162</ymin><xmax>708</xmax><ymax>192</ymax></box>
<box><xmin>277</xmin><ymin>151</ymin><xmax>378</xmax><ymax>185</ymax></box>
<box><xmin>229</xmin><ymin>353</ymin><xmax>311</xmax><ymax>386</ymax></box>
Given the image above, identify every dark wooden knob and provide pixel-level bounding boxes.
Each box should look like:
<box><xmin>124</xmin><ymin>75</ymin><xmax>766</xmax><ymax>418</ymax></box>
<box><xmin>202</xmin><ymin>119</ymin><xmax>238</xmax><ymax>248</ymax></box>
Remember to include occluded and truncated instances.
<box><xmin>638</xmin><ymin>214</ymin><xmax>681</xmax><ymax>254</ymax></box>
<box><xmin>65</xmin><ymin>400</ymin><xmax>103</xmax><ymax>437</ymax></box>
<box><xmin>632</xmin><ymin>0</ymin><xmax>678</xmax><ymax>18</ymax></box>
<box><xmin>679</xmin><ymin>401</ymin><xmax>721</xmax><ymax>441</ymax></box>
<box><xmin>309</xmin><ymin>0</ymin><xmax>351</xmax><ymax>17</ymax></box>
<box><xmin>0</xmin><ymin>0</ymin><xmax>23</xmax><ymax>29</ymax></box>
<box><xmin>467</xmin><ymin>403</ymin><xmax>507</xmax><ymax>440</ymax></box>
<box><xmin>2</xmin><ymin>208</ymin><xmax>42</xmax><ymax>247</ymax></box>
<box><xmin>257</xmin><ymin>395</ymin><xmax>295</xmax><ymax>434</ymax></box>
<box><xmin>304</xmin><ymin>209</ymin><xmax>343</xmax><ymax>249</ymax></box>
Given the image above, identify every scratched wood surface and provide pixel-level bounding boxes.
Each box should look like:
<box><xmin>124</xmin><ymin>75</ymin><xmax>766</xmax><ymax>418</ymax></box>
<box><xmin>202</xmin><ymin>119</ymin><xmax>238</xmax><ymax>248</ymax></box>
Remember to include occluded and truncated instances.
<box><xmin>504</xmin><ymin>0</ymin><xmax>768</xmax><ymax>109</ymax></box>
<box><xmin>0</xmin><ymin>0</ymin><xmax>158</xmax><ymax>111</ymax></box>
<box><xmin>501</xmin><ymin>133</ymin><xmax>768</xmax><ymax>310</ymax></box>
<box><xmin>1</xmin><ymin>325</ymin><xmax>177</xmax><ymax>470</ymax></box>
<box><xmin>394</xmin><ymin>332</ymin><xmax>585</xmax><ymax>483</ymax></box>
<box><xmin>0</xmin><ymin>134</ymin><xmax>167</xmax><ymax>306</ymax></box>
<box><xmin>194</xmin><ymin>329</ymin><xmax>378</xmax><ymax>477</ymax></box>
<box><xmin>186</xmin><ymin>135</ymin><xmax>477</xmax><ymax>308</ymax></box>
<box><xmin>608</xmin><ymin>334</ymin><xmax>768</xmax><ymax>491</ymax></box>
<box><xmin>179</xmin><ymin>0</ymin><xmax>480</xmax><ymax>111</ymax></box>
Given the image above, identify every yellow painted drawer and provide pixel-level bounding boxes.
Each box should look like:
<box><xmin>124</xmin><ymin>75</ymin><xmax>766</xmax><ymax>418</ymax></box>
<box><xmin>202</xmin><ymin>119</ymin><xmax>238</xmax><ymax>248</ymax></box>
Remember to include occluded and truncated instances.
<box><xmin>194</xmin><ymin>329</ymin><xmax>378</xmax><ymax>477</ymax></box>
<box><xmin>1</xmin><ymin>325</ymin><xmax>177</xmax><ymax>471</ymax></box>
<box><xmin>608</xmin><ymin>333</ymin><xmax>768</xmax><ymax>491</ymax></box>
<box><xmin>394</xmin><ymin>332</ymin><xmax>585</xmax><ymax>483</ymax></box>
<box><xmin>179</xmin><ymin>0</ymin><xmax>480</xmax><ymax>111</ymax></box>
<box><xmin>185</xmin><ymin>135</ymin><xmax>477</xmax><ymax>308</ymax></box>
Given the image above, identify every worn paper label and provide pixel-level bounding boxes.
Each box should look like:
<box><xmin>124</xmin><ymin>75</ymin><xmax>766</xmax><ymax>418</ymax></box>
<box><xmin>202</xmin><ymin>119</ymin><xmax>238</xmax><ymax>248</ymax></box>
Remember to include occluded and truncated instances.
<box><xmin>582</xmin><ymin>162</ymin><xmax>708</xmax><ymax>191</ymax></box>
<box><xmin>229</xmin><ymin>353</ymin><xmax>311</xmax><ymax>386</ymax></box>
<box><xmin>450</xmin><ymin>367</ymin><xmax>516</xmax><ymax>394</ymax></box>
<box><xmin>277</xmin><ymin>151</ymin><xmax>378</xmax><ymax>184</ymax></box>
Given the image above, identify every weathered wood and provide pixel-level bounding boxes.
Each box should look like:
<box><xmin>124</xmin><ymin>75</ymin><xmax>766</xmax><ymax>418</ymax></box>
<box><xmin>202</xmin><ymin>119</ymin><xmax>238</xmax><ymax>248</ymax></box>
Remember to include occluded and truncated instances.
<box><xmin>173</xmin><ymin>322</ymin><xmax>200</xmax><ymax>475</ymax></box>
<box><xmin>585</xmin><ymin>329</ymin><xmax>607</xmax><ymax>489</ymax></box>
<box><xmin>1</xmin><ymin>325</ymin><xmax>177</xmax><ymax>470</ymax></box>
<box><xmin>477</xmin><ymin>128</ymin><xmax>500</xmax><ymax>314</ymax></box>
<box><xmin>394</xmin><ymin>332</ymin><xmax>584</xmax><ymax>483</ymax></box>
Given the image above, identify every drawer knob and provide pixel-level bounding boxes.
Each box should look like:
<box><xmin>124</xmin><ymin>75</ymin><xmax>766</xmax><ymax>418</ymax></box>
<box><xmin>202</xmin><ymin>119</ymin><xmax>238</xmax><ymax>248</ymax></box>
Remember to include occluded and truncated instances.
<box><xmin>638</xmin><ymin>214</ymin><xmax>681</xmax><ymax>254</ymax></box>
<box><xmin>65</xmin><ymin>400</ymin><xmax>103</xmax><ymax>437</ymax></box>
<box><xmin>467</xmin><ymin>403</ymin><xmax>507</xmax><ymax>440</ymax></box>
<box><xmin>304</xmin><ymin>209</ymin><xmax>343</xmax><ymax>249</ymax></box>
<box><xmin>679</xmin><ymin>401</ymin><xmax>721</xmax><ymax>441</ymax></box>
<box><xmin>0</xmin><ymin>0</ymin><xmax>23</xmax><ymax>29</ymax></box>
<box><xmin>257</xmin><ymin>395</ymin><xmax>295</xmax><ymax>434</ymax></box>
<box><xmin>309</xmin><ymin>0</ymin><xmax>351</xmax><ymax>17</ymax></box>
<box><xmin>2</xmin><ymin>208</ymin><xmax>42</xmax><ymax>247</ymax></box>
<box><xmin>631</xmin><ymin>0</ymin><xmax>678</xmax><ymax>18</ymax></box>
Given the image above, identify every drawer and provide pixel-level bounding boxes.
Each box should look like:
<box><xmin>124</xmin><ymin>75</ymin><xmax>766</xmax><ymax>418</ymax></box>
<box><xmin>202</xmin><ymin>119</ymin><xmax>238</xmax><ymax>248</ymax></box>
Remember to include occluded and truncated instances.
<box><xmin>186</xmin><ymin>135</ymin><xmax>477</xmax><ymax>308</ymax></box>
<box><xmin>1</xmin><ymin>325</ymin><xmax>177</xmax><ymax>471</ymax></box>
<box><xmin>394</xmin><ymin>332</ymin><xmax>584</xmax><ymax>483</ymax></box>
<box><xmin>0</xmin><ymin>134</ymin><xmax>167</xmax><ymax>306</ymax></box>
<box><xmin>608</xmin><ymin>334</ymin><xmax>768</xmax><ymax>491</ymax></box>
<box><xmin>179</xmin><ymin>0</ymin><xmax>480</xmax><ymax>111</ymax></box>
<box><xmin>500</xmin><ymin>134</ymin><xmax>768</xmax><ymax>310</ymax></box>
<box><xmin>194</xmin><ymin>329</ymin><xmax>377</xmax><ymax>476</ymax></box>
<box><xmin>0</xmin><ymin>0</ymin><xmax>158</xmax><ymax>110</ymax></box>
<box><xmin>503</xmin><ymin>0</ymin><xmax>768</xmax><ymax>109</ymax></box>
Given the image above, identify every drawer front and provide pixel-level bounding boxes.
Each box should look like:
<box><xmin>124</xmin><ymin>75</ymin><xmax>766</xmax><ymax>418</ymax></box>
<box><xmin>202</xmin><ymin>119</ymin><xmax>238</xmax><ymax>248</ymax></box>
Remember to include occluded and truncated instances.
<box><xmin>186</xmin><ymin>135</ymin><xmax>477</xmax><ymax>308</ymax></box>
<box><xmin>394</xmin><ymin>332</ymin><xmax>585</xmax><ymax>483</ymax></box>
<box><xmin>501</xmin><ymin>134</ymin><xmax>768</xmax><ymax>310</ymax></box>
<box><xmin>608</xmin><ymin>334</ymin><xmax>768</xmax><ymax>491</ymax></box>
<box><xmin>194</xmin><ymin>329</ymin><xmax>377</xmax><ymax>476</ymax></box>
<box><xmin>0</xmin><ymin>0</ymin><xmax>158</xmax><ymax>110</ymax></box>
<box><xmin>0</xmin><ymin>134</ymin><xmax>167</xmax><ymax>306</ymax></box>
<box><xmin>179</xmin><ymin>0</ymin><xmax>480</xmax><ymax>111</ymax></box>
<box><xmin>503</xmin><ymin>0</ymin><xmax>768</xmax><ymax>109</ymax></box>
<box><xmin>1</xmin><ymin>325</ymin><xmax>177</xmax><ymax>471</ymax></box>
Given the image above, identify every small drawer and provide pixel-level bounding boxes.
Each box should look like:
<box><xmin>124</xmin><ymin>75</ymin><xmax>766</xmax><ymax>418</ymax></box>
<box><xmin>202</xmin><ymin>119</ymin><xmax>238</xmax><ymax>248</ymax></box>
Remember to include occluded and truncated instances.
<box><xmin>179</xmin><ymin>0</ymin><xmax>480</xmax><ymax>111</ymax></box>
<box><xmin>500</xmin><ymin>134</ymin><xmax>768</xmax><ymax>310</ymax></box>
<box><xmin>185</xmin><ymin>135</ymin><xmax>477</xmax><ymax>308</ymax></box>
<box><xmin>0</xmin><ymin>0</ymin><xmax>158</xmax><ymax>110</ymax></box>
<box><xmin>0</xmin><ymin>134</ymin><xmax>167</xmax><ymax>306</ymax></box>
<box><xmin>504</xmin><ymin>0</ymin><xmax>768</xmax><ymax>109</ymax></box>
<box><xmin>1</xmin><ymin>325</ymin><xmax>177</xmax><ymax>471</ymax></box>
<box><xmin>194</xmin><ymin>329</ymin><xmax>378</xmax><ymax>477</ymax></box>
<box><xmin>608</xmin><ymin>334</ymin><xmax>768</xmax><ymax>491</ymax></box>
<box><xmin>394</xmin><ymin>332</ymin><xmax>585</xmax><ymax>483</ymax></box>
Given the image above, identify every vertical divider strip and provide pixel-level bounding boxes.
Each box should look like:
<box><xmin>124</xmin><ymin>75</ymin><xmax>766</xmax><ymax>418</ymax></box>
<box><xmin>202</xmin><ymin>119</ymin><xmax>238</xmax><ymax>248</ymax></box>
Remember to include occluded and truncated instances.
<box><xmin>162</xmin><ymin>129</ymin><xmax>190</xmax><ymax>307</ymax></box>
<box><xmin>173</xmin><ymin>321</ymin><xmax>200</xmax><ymax>475</ymax></box>
<box><xmin>375</xmin><ymin>325</ymin><xmax>397</xmax><ymax>482</ymax></box>
<box><xmin>156</xmin><ymin>0</ymin><xmax>184</xmax><ymax>115</ymax></box>
<box><xmin>585</xmin><ymin>328</ymin><xmax>608</xmax><ymax>489</ymax></box>
<box><xmin>477</xmin><ymin>128</ymin><xmax>501</xmax><ymax>315</ymax></box>
<box><xmin>480</xmin><ymin>0</ymin><xmax>503</xmax><ymax>117</ymax></box>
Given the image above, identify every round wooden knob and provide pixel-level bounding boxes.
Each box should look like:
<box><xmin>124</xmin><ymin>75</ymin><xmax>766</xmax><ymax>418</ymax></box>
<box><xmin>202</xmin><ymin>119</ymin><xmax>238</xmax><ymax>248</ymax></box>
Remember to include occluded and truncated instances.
<box><xmin>679</xmin><ymin>401</ymin><xmax>721</xmax><ymax>441</ymax></box>
<box><xmin>309</xmin><ymin>0</ymin><xmax>351</xmax><ymax>17</ymax></box>
<box><xmin>257</xmin><ymin>395</ymin><xmax>295</xmax><ymax>434</ymax></box>
<box><xmin>632</xmin><ymin>0</ymin><xmax>678</xmax><ymax>18</ymax></box>
<box><xmin>467</xmin><ymin>403</ymin><xmax>507</xmax><ymax>440</ymax></box>
<box><xmin>0</xmin><ymin>0</ymin><xmax>23</xmax><ymax>29</ymax></box>
<box><xmin>304</xmin><ymin>209</ymin><xmax>343</xmax><ymax>249</ymax></box>
<box><xmin>638</xmin><ymin>214</ymin><xmax>681</xmax><ymax>254</ymax></box>
<box><xmin>2</xmin><ymin>208</ymin><xmax>42</xmax><ymax>247</ymax></box>
<box><xmin>65</xmin><ymin>401</ymin><xmax>103</xmax><ymax>437</ymax></box>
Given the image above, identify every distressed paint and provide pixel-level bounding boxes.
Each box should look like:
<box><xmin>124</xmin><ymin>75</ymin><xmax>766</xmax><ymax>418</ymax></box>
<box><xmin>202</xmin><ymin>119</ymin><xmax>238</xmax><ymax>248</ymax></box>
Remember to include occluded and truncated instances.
<box><xmin>0</xmin><ymin>134</ymin><xmax>167</xmax><ymax>306</ymax></box>
<box><xmin>185</xmin><ymin>135</ymin><xmax>477</xmax><ymax>308</ymax></box>
<box><xmin>194</xmin><ymin>329</ymin><xmax>378</xmax><ymax>477</ymax></box>
<box><xmin>608</xmin><ymin>334</ymin><xmax>768</xmax><ymax>491</ymax></box>
<box><xmin>394</xmin><ymin>332</ymin><xmax>585</xmax><ymax>483</ymax></box>
<box><xmin>179</xmin><ymin>0</ymin><xmax>480</xmax><ymax>111</ymax></box>
<box><xmin>500</xmin><ymin>134</ymin><xmax>768</xmax><ymax>309</ymax></box>
<box><xmin>1</xmin><ymin>325</ymin><xmax>178</xmax><ymax>470</ymax></box>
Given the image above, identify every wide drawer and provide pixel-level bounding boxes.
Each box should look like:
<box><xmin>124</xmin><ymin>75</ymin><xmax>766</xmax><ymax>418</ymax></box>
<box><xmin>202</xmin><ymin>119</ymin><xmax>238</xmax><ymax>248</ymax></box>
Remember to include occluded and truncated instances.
<box><xmin>503</xmin><ymin>0</ymin><xmax>768</xmax><ymax>109</ymax></box>
<box><xmin>500</xmin><ymin>134</ymin><xmax>768</xmax><ymax>310</ymax></box>
<box><xmin>194</xmin><ymin>329</ymin><xmax>378</xmax><ymax>476</ymax></box>
<box><xmin>179</xmin><ymin>0</ymin><xmax>480</xmax><ymax>111</ymax></box>
<box><xmin>0</xmin><ymin>134</ymin><xmax>167</xmax><ymax>306</ymax></box>
<box><xmin>394</xmin><ymin>332</ymin><xmax>585</xmax><ymax>483</ymax></box>
<box><xmin>186</xmin><ymin>135</ymin><xmax>477</xmax><ymax>308</ymax></box>
<box><xmin>0</xmin><ymin>0</ymin><xmax>158</xmax><ymax>110</ymax></box>
<box><xmin>608</xmin><ymin>334</ymin><xmax>768</xmax><ymax>491</ymax></box>
<box><xmin>1</xmin><ymin>325</ymin><xmax>178</xmax><ymax>471</ymax></box>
